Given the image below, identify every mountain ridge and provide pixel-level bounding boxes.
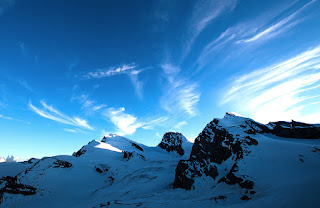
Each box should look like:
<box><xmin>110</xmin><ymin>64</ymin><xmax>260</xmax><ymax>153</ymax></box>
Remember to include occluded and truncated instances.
<box><xmin>1</xmin><ymin>112</ymin><xmax>320</xmax><ymax>207</ymax></box>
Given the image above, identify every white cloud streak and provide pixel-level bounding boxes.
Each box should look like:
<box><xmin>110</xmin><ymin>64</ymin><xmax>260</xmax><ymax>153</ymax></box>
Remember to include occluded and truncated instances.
<box><xmin>103</xmin><ymin>107</ymin><xmax>169</xmax><ymax>135</ymax></box>
<box><xmin>63</xmin><ymin>128</ymin><xmax>87</xmax><ymax>133</ymax></box>
<box><xmin>181</xmin><ymin>0</ymin><xmax>237</xmax><ymax>62</ymax></box>
<box><xmin>237</xmin><ymin>0</ymin><xmax>315</xmax><ymax>43</ymax></box>
<box><xmin>84</xmin><ymin>64</ymin><xmax>137</xmax><ymax>79</ymax></box>
<box><xmin>0</xmin><ymin>114</ymin><xmax>31</xmax><ymax>124</ymax></box>
<box><xmin>71</xmin><ymin>94</ymin><xmax>106</xmax><ymax>113</ymax></box>
<box><xmin>83</xmin><ymin>64</ymin><xmax>148</xmax><ymax>99</ymax></box>
<box><xmin>142</xmin><ymin>116</ymin><xmax>169</xmax><ymax>130</ymax></box>
<box><xmin>18</xmin><ymin>80</ymin><xmax>32</xmax><ymax>92</ymax></box>
<box><xmin>197</xmin><ymin>0</ymin><xmax>315</xmax><ymax>69</ymax></box>
<box><xmin>129</xmin><ymin>73</ymin><xmax>144</xmax><ymax>100</ymax></box>
<box><xmin>173</xmin><ymin>121</ymin><xmax>187</xmax><ymax>129</ymax></box>
<box><xmin>221</xmin><ymin>44</ymin><xmax>320</xmax><ymax>123</ymax></box>
<box><xmin>29</xmin><ymin>101</ymin><xmax>94</xmax><ymax>130</ymax></box>
<box><xmin>160</xmin><ymin>64</ymin><xmax>200</xmax><ymax>117</ymax></box>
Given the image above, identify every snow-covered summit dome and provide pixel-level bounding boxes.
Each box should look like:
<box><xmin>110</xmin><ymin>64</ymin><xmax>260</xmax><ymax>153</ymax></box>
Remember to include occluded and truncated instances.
<box><xmin>101</xmin><ymin>134</ymin><xmax>145</xmax><ymax>152</ymax></box>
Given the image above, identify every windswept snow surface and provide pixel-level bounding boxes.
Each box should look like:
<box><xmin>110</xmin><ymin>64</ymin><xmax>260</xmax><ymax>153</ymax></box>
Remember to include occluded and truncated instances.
<box><xmin>1</xmin><ymin>118</ymin><xmax>320</xmax><ymax>207</ymax></box>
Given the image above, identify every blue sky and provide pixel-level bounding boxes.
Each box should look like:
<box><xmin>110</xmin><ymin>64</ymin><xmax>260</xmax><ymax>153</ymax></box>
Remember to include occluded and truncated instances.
<box><xmin>1</xmin><ymin>0</ymin><xmax>320</xmax><ymax>161</ymax></box>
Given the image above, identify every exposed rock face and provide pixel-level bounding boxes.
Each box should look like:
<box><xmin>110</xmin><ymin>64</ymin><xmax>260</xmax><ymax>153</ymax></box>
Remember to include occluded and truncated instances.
<box><xmin>73</xmin><ymin>148</ymin><xmax>86</xmax><ymax>157</ymax></box>
<box><xmin>174</xmin><ymin>159</ymin><xmax>218</xmax><ymax>190</ymax></box>
<box><xmin>131</xmin><ymin>143</ymin><xmax>144</xmax><ymax>152</ymax></box>
<box><xmin>218</xmin><ymin>163</ymin><xmax>254</xmax><ymax>189</ymax></box>
<box><xmin>269</xmin><ymin>121</ymin><xmax>320</xmax><ymax>139</ymax></box>
<box><xmin>122</xmin><ymin>151</ymin><xmax>145</xmax><ymax>161</ymax></box>
<box><xmin>173</xmin><ymin>113</ymin><xmax>263</xmax><ymax>191</ymax></box>
<box><xmin>23</xmin><ymin>158</ymin><xmax>72</xmax><ymax>175</ymax></box>
<box><xmin>53</xmin><ymin>159</ymin><xmax>72</xmax><ymax>168</ymax></box>
<box><xmin>72</xmin><ymin>140</ymin><xmax>95</xmax><ymax>157</ymax></box>
<box><xmin>158</xmin><ymin>132</ymin><xmax>186</xmax><ymax>156</ymax></box>
<box><xmin>22</xmin><ymin>158</ymin><xmax>39</xmax><ymax>164</ymax></box>
<box><xmin>95</xmin><ymin>164</ymin><xmax>110</xmax><ymax>174</ymax></box>
<box><xmin>0</xmin><ymin>176</ymin><xmax>36</xmax><ymax>203</ymax></box>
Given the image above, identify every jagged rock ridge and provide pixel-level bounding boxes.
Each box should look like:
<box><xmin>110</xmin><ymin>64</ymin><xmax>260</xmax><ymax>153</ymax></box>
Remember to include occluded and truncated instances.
<box><xmin>269</xmin><ymin>120</ymin><xmax>320</xmax><ymax>139</ymax></box>
<box><xmin>174</xmin><ymin>113</ymin><xmax>265</xmax><ymax>192</ymax></box>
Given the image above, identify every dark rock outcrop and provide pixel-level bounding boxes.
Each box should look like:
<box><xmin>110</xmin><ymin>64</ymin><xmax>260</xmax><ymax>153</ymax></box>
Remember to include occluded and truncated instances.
<box><xmin>22</xmin><ymin>158</ymin><xmax>39</xmax><ymax>164</ymax></box>
<box><xmin>95</xmin><ymin>164</ymin><xmax>110</xmax><ymax>174</ymax></box>
<box><xmin>0</xmin><ymin>176</ymin><xmax>36</xmax><ymax>203</ymax></box>
<box><xmin>53</xmin><ymin>159</ymin><xmax>72</xmax><ymax>168</ymax></box>
<box><xmin>73</xmin><ymin>140</ymin><xmax>95</xmax><ymax>157</ymax></box>
<box><xmin>212</xmin><ymin>195</ymin><xmax>227</xmax><ymax>202</ymax></box>
<box><xmin>244</xmin><ymin>136</ymin><xmax>258</xmax><ymax>146</ymax></box>
<box><xmin>73</xmin><ymin>148</ymin><xmax>86</xmax><ymax>157</ymax></box>
<box><xmin>131</xmin><ymin>143</ymin><xmax>143</xmax><ymax>152</ymax></box>
<box><xmin>174</xmin><ymin>159</ymin><xmax>218</xmax><ymax>190</ymax></box>
<box><xmin>122</xmin><ymin>151</ymin><xmax>145</xmax><ymax>161</ymax></box>
<box><xmin>218</xmin><ymin>164</ymin><xmax>254</xmax><ymax>189</ymax></box>
<box><xmin>269</xmin><ymin>121</ymin><xmax>320</xmax><ymax>139</ymax></box>
<box><xmin>158</xmin><ymin>132</ymin><xmax>186</xmax><ymax>156</ymax></box>
<box><xmin>240</xmin><ymin>195</ymin><xmax>251</xmax><ymax>201</ymax></box>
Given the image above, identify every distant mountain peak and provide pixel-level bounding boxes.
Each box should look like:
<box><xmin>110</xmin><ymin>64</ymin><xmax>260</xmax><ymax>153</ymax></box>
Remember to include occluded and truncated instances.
<box><xmin>158</xmin><ymin>132</ymin><xmax>191</xmax><ymax>156</ymax></box>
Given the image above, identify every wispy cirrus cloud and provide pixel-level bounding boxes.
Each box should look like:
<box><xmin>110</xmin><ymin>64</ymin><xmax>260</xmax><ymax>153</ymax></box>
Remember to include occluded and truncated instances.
<box><xmin>221</xmin><ymin>44</ymin><xmax>320</xmax><ymax>123</ymax></box>
<box><xmin>71</xmin><ymin>94</ymin><xmax>106</xmax><ymax>113</ymax></box>
<box><xmin>83</xmin><ymin>64</ymin><xmax>137</xmax><ymax>79</ymax></box>
<box><xmin>237</xmin><ymin>0</ymin><xmax>315</xmax><ymax>43</ymax></box>
<box><xmin>142</xmin><ymin>116</ymin><xmax>169</xmax><ymax>130</ymax></box>
<box><xmin>181</xmin><ymin>0</ymin><xmax>237</xmax><ymax>62</ymax></box>
<box><xmin>63</xmin><ymin>128</ymin><xmax>87</xmax><ymax>134</ymax></box>
<box><xmin>197</xmin><ymin>0</ymin><xmax>315</xmax><ymax>68</ymax></box>
<box><xmin>103</xmin><ymin>107</ymin><xmax>169</xmax><ymax>135</ymax></box>
<box><xmin>160</xmin><ymin>63</ymin><xmax>200</xmax><ymax>117</ymax></box>
<box><xmin>129</xmin><ymin>73</ymin><xmax>144</xmax><ymax>100</ymax></box>
<box><xmin>191</xmin><ymin>0</ymin><xmax>237</xmax><ymax>35</ymax></box>
<box><xmin>0</xmin><ymin>114</ymin><xmax>30</xmax><ymax>124</ymax></box>
<box><xmin>68</xmin><ymin>59</ymin><xmax>79</xmax><ymax>71</ymax></box>
<box><xmin>173</xmin><ymin>120</ymin><xmax>187</xmax><ymax>129</ymax></box>
<box><xmin>18</xmin><ymin>80</ymin><xmax>33</xmax><ymax>92</ymax></box>
<box><xmin>29</xmin><ymin>100</ymin><xmax>94</xmax><ymax>130</ymax></box>
<box><xmin>83</xmin><ymin>64</ymin><xmax>148</xmax><ymax>99</ymax></box>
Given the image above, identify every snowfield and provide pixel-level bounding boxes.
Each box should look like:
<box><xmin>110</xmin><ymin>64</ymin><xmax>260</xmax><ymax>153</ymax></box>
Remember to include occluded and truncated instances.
<box><xmin>1</xmin><ymin>114</ymin><xmax>320</xmax><ymax>208</ymax></box>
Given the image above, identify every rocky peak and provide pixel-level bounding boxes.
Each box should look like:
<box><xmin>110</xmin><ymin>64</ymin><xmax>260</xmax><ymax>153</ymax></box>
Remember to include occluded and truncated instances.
<box><xmin>174</xmin><ymin>113</ymin><xmax>260</xmax><ymax>191</ymax></box>
<box><xmin>158</xmin><ymin>132</ymin><xmax>188</xmax><ymax>156</ymax></box>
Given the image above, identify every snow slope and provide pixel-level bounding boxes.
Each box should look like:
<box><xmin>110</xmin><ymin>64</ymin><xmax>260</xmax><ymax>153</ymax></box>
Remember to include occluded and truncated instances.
<box><xmin>1</xmin><ymin>115</ymin><xmax>320</xmax><ymax>208</ymax></box>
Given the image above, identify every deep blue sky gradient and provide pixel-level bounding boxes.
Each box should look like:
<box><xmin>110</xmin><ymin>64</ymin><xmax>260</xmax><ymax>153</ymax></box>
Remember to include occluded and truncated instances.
<box><xmin>1</xmin><ymin>0</ymin><xmax>320</xmax><ymax>160</ymax></box>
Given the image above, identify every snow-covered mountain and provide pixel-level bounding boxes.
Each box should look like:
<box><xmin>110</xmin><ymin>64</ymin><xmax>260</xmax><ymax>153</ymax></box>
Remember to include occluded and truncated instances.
<box><xmin>1</xmin><ymin>113</ymin><xmax>320</xmax><ymax>207</ymax></box>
